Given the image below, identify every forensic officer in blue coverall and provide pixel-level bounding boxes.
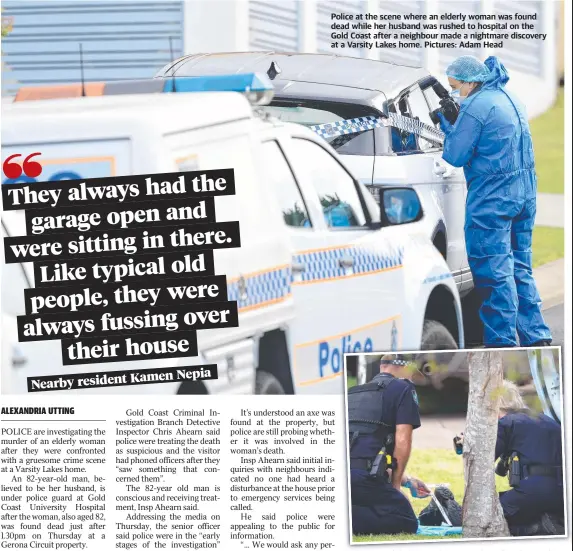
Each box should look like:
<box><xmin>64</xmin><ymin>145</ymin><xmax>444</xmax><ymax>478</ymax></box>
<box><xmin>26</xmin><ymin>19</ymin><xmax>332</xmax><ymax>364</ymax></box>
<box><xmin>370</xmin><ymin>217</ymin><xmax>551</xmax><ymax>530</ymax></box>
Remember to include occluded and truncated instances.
<box><xmin>348</xmin><ymin>355</ymin><xmax>430</xmax><ymax>535</ymax></box>
<box><xmin>456</xmin><ymin>380</ymin><xmax>564</xmax><ymax>536</ymax></box>
<box><xmin>436</xmin><ymin>55</ymin><xmax>552</xmax><ymax>348</ymax></box>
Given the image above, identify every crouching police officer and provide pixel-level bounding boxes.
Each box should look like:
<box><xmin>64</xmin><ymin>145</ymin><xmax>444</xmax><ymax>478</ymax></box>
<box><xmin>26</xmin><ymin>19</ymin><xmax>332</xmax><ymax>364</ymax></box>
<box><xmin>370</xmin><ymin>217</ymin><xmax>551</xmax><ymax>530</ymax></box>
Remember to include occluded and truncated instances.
<box><xmin>495</xmin><ymin>380</ymin><xmax>564</xmax><ymax>536</ymax></box>
<box><xmin>455</xmin><ymin>380</ymin><xmax>564</xmax><ymax>536</ymax></box>
<box><xmin>348</xmin><ymin>354</ymin><xmax>430</xmax><ymax>535</ymax></box>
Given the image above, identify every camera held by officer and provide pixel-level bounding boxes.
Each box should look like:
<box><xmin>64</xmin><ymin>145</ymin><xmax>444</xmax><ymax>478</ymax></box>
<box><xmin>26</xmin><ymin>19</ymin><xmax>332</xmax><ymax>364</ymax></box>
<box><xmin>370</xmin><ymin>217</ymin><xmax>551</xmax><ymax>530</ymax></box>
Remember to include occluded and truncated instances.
<box><xmin>419</xmin><ymin>76</ymin><xmax>460</xmax><ymax>126</ymax></box>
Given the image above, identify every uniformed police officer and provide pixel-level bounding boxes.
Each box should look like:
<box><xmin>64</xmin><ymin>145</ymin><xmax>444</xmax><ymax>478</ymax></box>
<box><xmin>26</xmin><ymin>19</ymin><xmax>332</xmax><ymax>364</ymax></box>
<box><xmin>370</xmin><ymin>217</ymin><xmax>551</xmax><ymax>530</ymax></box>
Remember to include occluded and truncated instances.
<box><xmin>495</xmin><ymin>380</ymin><xmax>564</xmax><ymax>536</ymax></box>
<box><xmin>455</xmin><ymin>380</ymin><xmax>564</xmax><ymax>536</ymax></box>
<box><xmin>348</xmin><ymin>354</ymin><xmax>430</xmax><ymax>535</ymax></box>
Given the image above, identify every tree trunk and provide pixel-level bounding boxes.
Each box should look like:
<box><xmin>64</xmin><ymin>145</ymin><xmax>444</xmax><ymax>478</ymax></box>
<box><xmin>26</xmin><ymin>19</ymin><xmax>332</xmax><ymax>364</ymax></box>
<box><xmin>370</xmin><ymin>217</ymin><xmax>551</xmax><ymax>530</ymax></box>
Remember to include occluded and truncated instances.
<box><xmin>462</xmin><ymin>351</ymin><xmax>510</xmax><ymax>538</ymax></box>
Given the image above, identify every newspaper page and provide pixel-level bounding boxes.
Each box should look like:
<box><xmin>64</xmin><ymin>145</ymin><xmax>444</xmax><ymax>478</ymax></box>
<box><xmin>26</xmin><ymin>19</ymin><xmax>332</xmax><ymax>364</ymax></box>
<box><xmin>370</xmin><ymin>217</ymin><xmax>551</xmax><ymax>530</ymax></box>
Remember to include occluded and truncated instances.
<box><xmin>0</xmin><ymin>0</ymin><xmax>570</xmax><ymax>550</ymax></box>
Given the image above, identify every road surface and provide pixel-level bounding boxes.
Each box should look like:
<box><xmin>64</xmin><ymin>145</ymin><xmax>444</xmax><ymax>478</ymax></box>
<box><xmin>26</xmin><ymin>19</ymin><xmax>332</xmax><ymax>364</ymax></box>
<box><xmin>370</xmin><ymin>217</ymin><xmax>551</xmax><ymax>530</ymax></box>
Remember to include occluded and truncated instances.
<box><xmin>544</xmin><ymin>303</ymin><xmax>564</xmax><ymax>349</ymax></box>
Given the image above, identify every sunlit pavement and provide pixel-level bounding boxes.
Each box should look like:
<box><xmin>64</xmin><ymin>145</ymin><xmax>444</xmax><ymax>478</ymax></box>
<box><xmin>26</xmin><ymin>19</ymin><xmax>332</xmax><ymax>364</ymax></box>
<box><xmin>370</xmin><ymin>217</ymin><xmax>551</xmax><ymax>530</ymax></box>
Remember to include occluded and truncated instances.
<box><xmin>535</xmin><ymin>258</ymin><xmax>564</xmax><ymax>348</ymax></box>
<box><xmin>536</xmin><ymin>193</ymin><xmax>564</xmax><ymax>228</ymax></box>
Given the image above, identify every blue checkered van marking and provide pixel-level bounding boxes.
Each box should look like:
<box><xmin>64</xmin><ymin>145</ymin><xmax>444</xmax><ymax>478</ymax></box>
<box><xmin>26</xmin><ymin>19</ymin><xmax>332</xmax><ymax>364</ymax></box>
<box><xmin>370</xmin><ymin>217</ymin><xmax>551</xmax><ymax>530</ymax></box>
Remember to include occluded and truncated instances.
<box><xmin>293</xmin><ymin>245</ymin><xmax>404</xmax><ymax>283</ymax></box>
<box><xmin>227</xmin><ymin>265</ymin><xmax>292</xmax><ymax>310</ymax></box>
<box><xmin>422</xmin><ymin>272</ymin><xmax>453</xmax><ymax>284</ymax></box>
<box><xmin>226</xmin><ymin>246</ymin><xmax>404</xmax><ymax>308</ymax></box>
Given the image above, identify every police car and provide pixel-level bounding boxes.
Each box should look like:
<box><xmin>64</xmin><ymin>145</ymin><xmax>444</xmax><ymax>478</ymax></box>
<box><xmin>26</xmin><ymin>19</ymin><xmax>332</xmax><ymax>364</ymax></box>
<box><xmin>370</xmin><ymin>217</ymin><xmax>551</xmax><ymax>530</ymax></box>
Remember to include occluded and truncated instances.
<box><xmin>155</xmin><ymin>52</ymin><xmax>482</xmax><ymax>344</ymax></box>
<box><xmin>1</xmin><ymin>73</ymin><xmax>464</xmax><ymax>396</ymax></box>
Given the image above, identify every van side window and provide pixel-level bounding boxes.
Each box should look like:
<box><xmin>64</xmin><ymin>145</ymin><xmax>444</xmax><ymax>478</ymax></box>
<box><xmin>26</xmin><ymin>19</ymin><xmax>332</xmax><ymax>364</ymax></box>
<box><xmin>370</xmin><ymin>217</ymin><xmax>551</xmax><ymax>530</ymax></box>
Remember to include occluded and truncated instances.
<box><xmin>402</xmin><ymin>87</ymin><xmax>443</xmax><ymax>152</ymax></box>
<box><xmin>260</xmin><ymin>141</ymin><xmax>312</xmax><ymax>228</ymax></box>
<box><xmin>389</xmin><ymin>102</ymin><xmax>418</xmax><ymax>155</ymax></box>
<box><xmin>290</xmin><ymin>139</ymin><xmax>366</xmax><ymax>229</ymax></box>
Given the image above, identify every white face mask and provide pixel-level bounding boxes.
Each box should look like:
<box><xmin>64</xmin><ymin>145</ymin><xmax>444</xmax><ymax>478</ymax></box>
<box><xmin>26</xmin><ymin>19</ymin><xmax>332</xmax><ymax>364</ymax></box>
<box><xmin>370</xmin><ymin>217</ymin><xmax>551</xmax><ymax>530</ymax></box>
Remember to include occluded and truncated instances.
<box><xmin>450</xmin><ymin>89</ymin><xmax>463</xmax><ymax>105</ymax></box>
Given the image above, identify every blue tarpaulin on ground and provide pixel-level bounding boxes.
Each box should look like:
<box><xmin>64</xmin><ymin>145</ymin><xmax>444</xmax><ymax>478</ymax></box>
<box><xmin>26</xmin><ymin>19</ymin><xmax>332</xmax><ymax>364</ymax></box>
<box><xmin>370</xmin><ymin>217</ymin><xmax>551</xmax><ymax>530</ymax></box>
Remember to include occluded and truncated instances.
<box><xmin>416</xmin><ymin>524</ymin><xmax>463</xmax><ymax>537</ymax></box>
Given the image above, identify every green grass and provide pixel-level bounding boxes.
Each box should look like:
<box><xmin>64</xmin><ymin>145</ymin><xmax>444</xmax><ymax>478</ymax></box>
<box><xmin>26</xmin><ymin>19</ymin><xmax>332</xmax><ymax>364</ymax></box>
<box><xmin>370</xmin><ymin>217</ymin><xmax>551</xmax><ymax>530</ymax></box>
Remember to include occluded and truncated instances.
<box><xmin>530</xmin><ymin>88</ymin><xmax>564</xmax><ymax>194</ymax></box>
<box><xmin>532</xmin><ymin>226</ymin><xmax>564</xmax><ymax>267</ymax></box>
<box><xmin>352</xmin><ymin>448</ymin><xmax>511</xmax><ymax>543</ymax></box>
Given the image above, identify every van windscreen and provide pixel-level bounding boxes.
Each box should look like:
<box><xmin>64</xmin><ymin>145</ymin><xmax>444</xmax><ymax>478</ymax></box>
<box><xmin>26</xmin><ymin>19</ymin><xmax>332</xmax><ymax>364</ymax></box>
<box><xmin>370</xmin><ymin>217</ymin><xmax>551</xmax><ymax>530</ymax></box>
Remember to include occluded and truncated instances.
<box><xmin>261</xmin><ymin>100</ymin><xmax>390</xmax><ymax>156</ymax></box>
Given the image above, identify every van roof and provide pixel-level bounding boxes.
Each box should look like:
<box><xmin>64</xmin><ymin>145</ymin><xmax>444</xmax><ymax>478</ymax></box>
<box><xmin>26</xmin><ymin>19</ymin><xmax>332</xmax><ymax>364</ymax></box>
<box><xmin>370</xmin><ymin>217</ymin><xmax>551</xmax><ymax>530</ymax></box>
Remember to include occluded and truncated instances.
<box><xmin>2</xmin><ymin>92</ymin><xmax>254</xmax><ymax>143</ymax></box>
<box><xmin>158</xmin><ymin>52</ymin><xmax>429</xmax><ymax>99</ymax></box>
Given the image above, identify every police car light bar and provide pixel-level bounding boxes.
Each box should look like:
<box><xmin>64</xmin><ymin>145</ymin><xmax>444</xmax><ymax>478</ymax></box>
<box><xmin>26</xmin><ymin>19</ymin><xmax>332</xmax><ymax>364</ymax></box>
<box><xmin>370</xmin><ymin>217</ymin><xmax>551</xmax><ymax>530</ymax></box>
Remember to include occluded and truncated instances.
<box><xmin>14</xmin><ymin>73</ymin><xmax>275</xmax><ymax>106</ymax></box>
<box><xmin>162</xmin><ymin>73</ymin><xmax>275</xmax><ymax>105</ymax></box>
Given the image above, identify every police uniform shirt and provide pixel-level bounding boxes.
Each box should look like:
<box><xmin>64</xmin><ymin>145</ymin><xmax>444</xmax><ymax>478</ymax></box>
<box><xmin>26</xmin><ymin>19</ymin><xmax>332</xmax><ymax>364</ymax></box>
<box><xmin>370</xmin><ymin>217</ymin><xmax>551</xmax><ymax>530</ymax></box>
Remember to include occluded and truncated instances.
<box><xmin>495</xmin><ymin>411</ymin><xmax>562</xmax><ymax>466</ymax></box>
<box><xmin>374</xmin><ymin>373</ymin><xmax>421</xmax><ymax>431</ymax></box>
<box><xmin>496</xmin><ymin>411</ymin><xmax>564</xmax><ymax>527</ymax></box>
<box><xmin>350</xmin><ymin>373</ymin><xmax>422</xmax><ymax>536</ymax></box>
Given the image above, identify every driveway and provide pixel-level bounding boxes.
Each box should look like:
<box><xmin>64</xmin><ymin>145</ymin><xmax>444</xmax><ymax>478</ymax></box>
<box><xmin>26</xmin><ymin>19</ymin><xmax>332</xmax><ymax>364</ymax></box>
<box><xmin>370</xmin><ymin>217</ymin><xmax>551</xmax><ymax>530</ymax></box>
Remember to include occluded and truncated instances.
<box><xmin>414</xmin><ymin>414</ymin><xmax>465</xmax><ymax>450</ymax></box>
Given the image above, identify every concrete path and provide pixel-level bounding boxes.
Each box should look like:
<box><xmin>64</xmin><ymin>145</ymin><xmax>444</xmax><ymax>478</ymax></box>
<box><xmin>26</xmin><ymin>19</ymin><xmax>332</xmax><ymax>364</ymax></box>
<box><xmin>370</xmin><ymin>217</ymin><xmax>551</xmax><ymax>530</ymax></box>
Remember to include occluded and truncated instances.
<box><xmin>536</xmin><ymin>193</ymin><xmax>564</xmax><ymax>228</ymax></box>
<box><xmin>534</xmin><ymin>258</ymin><xmax>564</xmax><ymax>310</ymax></box>
<box><xmin>414</xmin><ymin>414</ymin><xmax>465</xmax><ymax>450</ymax></box>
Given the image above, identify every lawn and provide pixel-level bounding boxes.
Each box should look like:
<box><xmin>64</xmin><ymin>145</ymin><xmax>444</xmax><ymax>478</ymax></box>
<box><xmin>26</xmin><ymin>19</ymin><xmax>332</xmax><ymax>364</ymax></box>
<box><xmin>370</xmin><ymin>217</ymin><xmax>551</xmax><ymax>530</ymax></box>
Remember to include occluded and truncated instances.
<box><xmin>532</xmin><ymin>226</ymin><xmax>564</xmax><ymax>267</ymax></box>
<box><xmin>530</xmin><ymin>88</ymin><xmax>564</xmax><ymax>194</ymax></box>
<box><xmin>352</xmin><ymin>448</ymin><xmax>511</xmax><ymax>543</ymax></box>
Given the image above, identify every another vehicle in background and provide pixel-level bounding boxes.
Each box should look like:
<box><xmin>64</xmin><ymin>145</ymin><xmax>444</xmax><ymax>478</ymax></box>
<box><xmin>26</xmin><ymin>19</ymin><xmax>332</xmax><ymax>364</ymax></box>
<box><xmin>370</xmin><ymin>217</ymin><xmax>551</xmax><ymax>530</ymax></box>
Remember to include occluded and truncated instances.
<box><xmin>155</xmin><ymin>52</ymin><xmax>484</xmax><ymax>345</ymax></box>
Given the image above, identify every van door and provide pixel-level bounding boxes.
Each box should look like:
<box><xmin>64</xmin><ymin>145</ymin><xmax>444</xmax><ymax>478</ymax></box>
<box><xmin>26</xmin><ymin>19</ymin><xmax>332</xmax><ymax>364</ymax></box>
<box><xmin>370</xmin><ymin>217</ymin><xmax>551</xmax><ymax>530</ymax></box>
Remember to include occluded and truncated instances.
<box><xmin>402</xmin><ymin>84</ymin><xmax>469</xmax><ymax>289</ymax></box>
<box><xmin>166</xmin><ymin>124</ymin><xmax>294</xmax><ymax>394</ymax></box>
<box><xmin>257</xmin><ymin>138</ymin><xmax>329</xmax><ymax>390</ymax></box>
<box><xmin>275</xmin><ymin>136</ymin><xmax>403</xmax><ymax>394</ymax></box>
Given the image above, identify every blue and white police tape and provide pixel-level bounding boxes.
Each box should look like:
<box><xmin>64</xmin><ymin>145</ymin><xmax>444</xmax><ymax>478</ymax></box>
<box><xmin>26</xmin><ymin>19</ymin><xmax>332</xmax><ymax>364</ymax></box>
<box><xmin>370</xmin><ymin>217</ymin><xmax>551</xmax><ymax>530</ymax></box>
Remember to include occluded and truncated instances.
<box><xmin>310</xmin><ymin>116</ymin><xmax>381</xmax><ymax>140</ymax></box>
<box><xmin>310</xmin><ymin>114</ymin><xmax>444</xmax><ymax>146</ymax></box>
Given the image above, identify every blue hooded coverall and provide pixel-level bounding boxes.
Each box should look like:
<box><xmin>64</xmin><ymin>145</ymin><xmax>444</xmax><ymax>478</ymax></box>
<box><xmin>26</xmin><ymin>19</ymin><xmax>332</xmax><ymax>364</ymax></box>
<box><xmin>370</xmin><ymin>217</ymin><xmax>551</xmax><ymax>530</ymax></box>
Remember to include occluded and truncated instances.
<box><xmin>438</xmin><ymin>57</ymin><xmax>552</xmax><ymax>347</ymax></box>
<box><xmin>496</xmin><ymin>412</ymin><xmax>564</xmax><ymax>535</ymax></box>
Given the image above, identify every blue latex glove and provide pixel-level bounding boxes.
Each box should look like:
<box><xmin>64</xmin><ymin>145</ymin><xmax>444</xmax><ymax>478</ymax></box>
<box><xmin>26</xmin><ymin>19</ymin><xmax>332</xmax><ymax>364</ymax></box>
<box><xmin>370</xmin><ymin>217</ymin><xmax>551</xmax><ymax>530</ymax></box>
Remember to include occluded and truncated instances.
<box><xmin>404</xmin><ymin>477</ymin><xmax>431</xmax><ymax>498</ymax></box>
<box><xmin>436</xmin><ymin>111</ymin><xmax>453</xmax><ymax>135</ymax></box>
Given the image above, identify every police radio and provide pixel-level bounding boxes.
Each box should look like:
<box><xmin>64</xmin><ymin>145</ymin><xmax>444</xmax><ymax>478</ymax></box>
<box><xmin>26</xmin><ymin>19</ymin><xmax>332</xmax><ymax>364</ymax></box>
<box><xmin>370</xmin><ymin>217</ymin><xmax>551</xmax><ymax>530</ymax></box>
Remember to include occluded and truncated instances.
<box><xmin>495</xmin><ymin>452</ymin><xmax>521</xmax><ymax>487</ymax></box>
<box><xmin>369</xmin><ymin>434</ymin><xmax>396</xmax><ymax>480</ymax></box>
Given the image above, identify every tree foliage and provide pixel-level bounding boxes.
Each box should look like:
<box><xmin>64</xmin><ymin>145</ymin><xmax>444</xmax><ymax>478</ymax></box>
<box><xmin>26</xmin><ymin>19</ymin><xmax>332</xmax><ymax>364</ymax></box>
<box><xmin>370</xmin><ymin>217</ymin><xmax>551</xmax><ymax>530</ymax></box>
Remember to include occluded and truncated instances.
<box><xmin>1</xmin><ymin>11</ymin><xmax>13</xmax><ymax>38</ymax></box>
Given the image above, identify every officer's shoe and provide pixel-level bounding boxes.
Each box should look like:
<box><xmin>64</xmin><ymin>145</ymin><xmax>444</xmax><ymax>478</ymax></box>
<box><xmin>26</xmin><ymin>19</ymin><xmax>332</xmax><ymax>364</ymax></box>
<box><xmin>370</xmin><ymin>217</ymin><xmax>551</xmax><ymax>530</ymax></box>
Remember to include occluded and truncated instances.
<box><xmin>539</xmin><ymin>513</ymin><xmax>565</xmax><ymax>536</ymax></box>
<box><xmin>528</xmin><ymin>340</ymin><xmax>552</xmax><ymax>347</ymax></box>
<box><xmin>510</xmin><ymin>521</ymin><xmax>542</xmax><ymax>537</ymax></box>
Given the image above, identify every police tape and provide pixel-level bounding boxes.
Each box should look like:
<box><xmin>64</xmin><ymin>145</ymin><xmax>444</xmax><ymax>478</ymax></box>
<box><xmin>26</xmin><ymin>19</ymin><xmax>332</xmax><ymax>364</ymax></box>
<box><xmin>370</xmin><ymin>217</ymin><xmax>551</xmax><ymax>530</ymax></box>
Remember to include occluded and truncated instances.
<box><xmin>310</xmin><ymin>114</ymin><xmax>444</xmax><ymax>146</ymax></box>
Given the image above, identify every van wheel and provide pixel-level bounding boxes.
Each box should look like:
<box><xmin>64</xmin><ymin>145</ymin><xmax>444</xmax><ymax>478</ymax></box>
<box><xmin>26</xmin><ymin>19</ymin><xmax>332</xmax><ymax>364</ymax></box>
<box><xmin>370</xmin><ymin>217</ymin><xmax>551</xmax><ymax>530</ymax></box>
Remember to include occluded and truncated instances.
<box><xmin>255</xmin><ymin>371</ymin><xmax>285</xmax><ymax>395</ymax></box>
<box><xmin>417</xmin><ymin>320</ymin><xmax>460</xmax><ymax>391</ymax></box>
<box><xmin>421</xmin><ymin>320</ymin><xmax>458</xmax><ymax>350</ymax></box>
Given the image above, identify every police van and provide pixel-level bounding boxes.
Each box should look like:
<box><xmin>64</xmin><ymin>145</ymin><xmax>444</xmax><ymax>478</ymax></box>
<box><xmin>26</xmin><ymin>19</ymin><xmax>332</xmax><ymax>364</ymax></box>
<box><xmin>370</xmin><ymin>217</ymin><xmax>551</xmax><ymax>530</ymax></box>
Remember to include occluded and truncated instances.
<box><xmin>156</xmin><ymin>53</ymin><xmax>484</xmax><ymax>344</ymax></box>
<box><xmin>1</xmin><ymin>74</ymin><xmax>464</xmax><ymax>396</ymax></box>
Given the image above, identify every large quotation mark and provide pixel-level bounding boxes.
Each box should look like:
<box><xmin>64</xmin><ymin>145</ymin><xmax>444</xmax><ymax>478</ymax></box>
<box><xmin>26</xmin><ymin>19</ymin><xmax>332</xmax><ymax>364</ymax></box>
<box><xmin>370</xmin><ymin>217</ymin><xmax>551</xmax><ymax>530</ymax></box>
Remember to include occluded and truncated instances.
<box><xmin>2</xmin><ymin>153</ymin><xmax>43</xmax><ymax>179</ymax></box>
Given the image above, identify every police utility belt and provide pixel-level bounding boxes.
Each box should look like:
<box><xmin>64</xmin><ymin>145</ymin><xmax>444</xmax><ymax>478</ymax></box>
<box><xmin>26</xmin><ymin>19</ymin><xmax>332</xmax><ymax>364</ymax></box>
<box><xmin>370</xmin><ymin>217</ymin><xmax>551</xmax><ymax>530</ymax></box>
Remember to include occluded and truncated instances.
<box><xmin>497</xmin><ymin>452</ymin><xmax>562</xmax><ymax>487</ymax></box>
<box><xmin>350</xmin><ymin>446</ymin><xmax>397</xmax><ymax>479</ymax></box>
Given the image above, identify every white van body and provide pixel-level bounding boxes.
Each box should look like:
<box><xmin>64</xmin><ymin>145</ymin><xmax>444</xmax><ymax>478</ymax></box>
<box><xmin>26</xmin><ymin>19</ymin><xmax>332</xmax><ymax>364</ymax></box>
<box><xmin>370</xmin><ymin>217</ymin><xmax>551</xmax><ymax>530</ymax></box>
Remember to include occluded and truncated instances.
<box><xmin>1</xmin><ymin>93</ymin><xmax>464</xmax><ymax>395</ymax></box>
